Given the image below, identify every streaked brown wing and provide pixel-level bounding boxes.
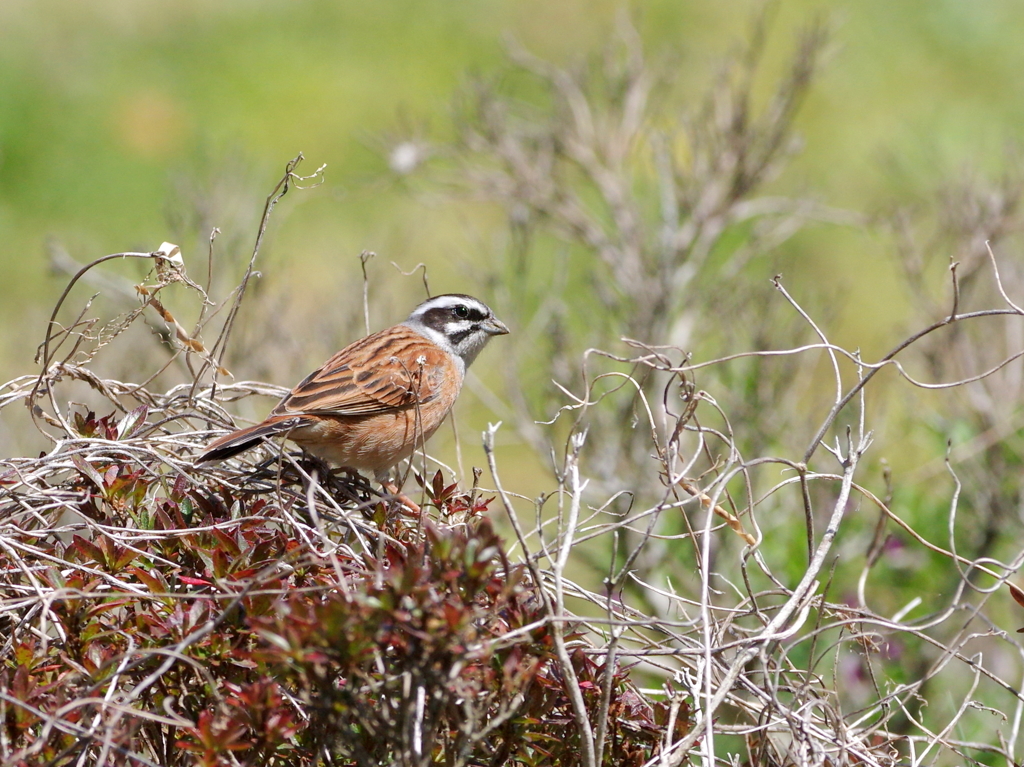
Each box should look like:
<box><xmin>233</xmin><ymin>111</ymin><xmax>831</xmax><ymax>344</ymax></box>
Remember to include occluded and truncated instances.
<box><xmin>271</xmin><ymin>325</ymin><xmax>450</xmax><ymax>417</ymax></box>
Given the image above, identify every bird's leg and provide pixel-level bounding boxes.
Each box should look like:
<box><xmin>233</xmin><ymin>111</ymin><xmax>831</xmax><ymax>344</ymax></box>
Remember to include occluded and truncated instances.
<box><xmin>381</xmin><ymin>480</ymin><xmax>421</xmax><ymax>516</ymax></box>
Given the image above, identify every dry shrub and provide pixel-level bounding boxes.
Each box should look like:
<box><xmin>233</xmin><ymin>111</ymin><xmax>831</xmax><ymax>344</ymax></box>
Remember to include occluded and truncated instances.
<box><xmin>406</xmin><ymin>13</ymin><xmax>1024</xmax><ymax>766</ymax></box>
<box><xmin>0</xmin><ymin>160</ymin><xmax>682</xmax><ymax>767</ymax></box>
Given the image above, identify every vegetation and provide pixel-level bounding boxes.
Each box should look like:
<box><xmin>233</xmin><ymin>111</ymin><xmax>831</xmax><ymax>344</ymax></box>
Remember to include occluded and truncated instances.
<box><xmin>4</xmin><ymin>6</ymin><xmax>1024</xmax><ymax>767</ymax></box>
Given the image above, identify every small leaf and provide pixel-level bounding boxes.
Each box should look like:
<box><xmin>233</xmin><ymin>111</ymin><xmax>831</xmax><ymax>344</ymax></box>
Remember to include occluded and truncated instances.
<box><xmin>86</xmin><ymin>598</ymin><xmax>131</xmax><ymax>620</ymax></box>
<box><xmin>71</xmin><ymin>455</ymin><xmax>105</xmax><ymax>490</ymax></box>
<box><xmin>179</xmin><ymin>496</ymin><xmax>195</xmax><ymax>524</ymax></box>
<box><xmin>129</xmin><ymin>566</ymin><xmax>169</xmax><ymax>595</ymax></box>
<box><xmin>212</xmin><ymin>548</ymin><xmax>230</xmax><ymax>579</ymax></box>
<box><xmin>71</xmin><ymin>535</ymin><xmax>105</xmax><ymax>565</ymax></box>
<box><xmin>1010</xmin><ymin>581</ymin><xmax>1024</xmax><ymax>609</ymax></box>
<box><xmin>171</xmin><ymin>473</ymin><xmax>189</xmax><ymax>501</ymax></box>
<box><xmin>212</xmin><ymin>527</ymin><xmax>241</xmax><ymax>558</ymax></box>
<box><xmin>117</xmin><ymin>404</ymin><xmax>149</xmax><ymax>440</ymax></box>
<box><xmin>254</xmin><ymin>627</ymin><xmax>294</xmax><ymax>653</ymax></box>
<box><xmin>13</xmin><ymin>641</ymin><xmax>36</xmax><ymax>668</ymax></box>
<box><xmin>113</xmin><ymin>544</ymin><xmax>139</xmax><ymax>571</ymax></box>
<box><xmin>179</xmin><ymin>575</ymin><xmax>212</xmax><ymax>587</ymax></box>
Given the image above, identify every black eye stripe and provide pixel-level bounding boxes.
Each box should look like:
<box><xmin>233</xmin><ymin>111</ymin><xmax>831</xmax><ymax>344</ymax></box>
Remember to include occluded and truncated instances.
<box><xmin>413</xmin><ymin>300</ymin><xmax>490</xmax><ymax>337</ymax></box>
<box><xmin>418</xmin><ymin>306</ymin><xmax>476</xmax><ymax>331</ymax></box>
<box><xmin>453</xmin><ymin>305</ymin><xmax>487</xmax><ymax>321</ymax></box>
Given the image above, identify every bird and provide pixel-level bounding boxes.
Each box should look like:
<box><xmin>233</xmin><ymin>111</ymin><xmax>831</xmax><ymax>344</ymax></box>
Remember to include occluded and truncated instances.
<box><xmin>197</xmin><ymin>294</ymin><xmax>509</xmax><ymax>495</ymax></box>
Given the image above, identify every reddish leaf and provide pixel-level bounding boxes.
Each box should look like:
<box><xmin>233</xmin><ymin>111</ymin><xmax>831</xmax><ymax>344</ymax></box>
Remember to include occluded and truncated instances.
<box><xmin>70</xmin><ymin>535</ymin><xmax>104</xmax><ymax>566</ymax></box>
<box><xmin>212</xmin><ymin>526</ymin><xmax>242</xmax><ymax>558</ymax></box>
<box><xmin>1010</xmin><ymin>581</ymin><xmax>1024</xmax><ymax>609</ymax></box>
<box><xmin>179</xmin><ymin>575</ymin><xmax>213</xmax><ymax>586</ymax></box>
<box><xmin>117</xmin><ymin>404</ymin><xmax>149</xmax><ymax>440</ymax></box>
<box><xmin>71</xmin><ymin>454</ymin><xmax>105</xmax><ymax>491</ymax></box>
<box><xmin>129</xmin><ymin>565</ymin><xmax>169</xmax><ymax>595</ymax></box>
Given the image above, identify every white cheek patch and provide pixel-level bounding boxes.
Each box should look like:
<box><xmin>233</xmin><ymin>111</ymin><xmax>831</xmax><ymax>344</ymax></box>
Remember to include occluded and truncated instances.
<box><xmin>404</xmin><ymin>321</ymin><xmax>454</xmax><ymax>353</ymax></box>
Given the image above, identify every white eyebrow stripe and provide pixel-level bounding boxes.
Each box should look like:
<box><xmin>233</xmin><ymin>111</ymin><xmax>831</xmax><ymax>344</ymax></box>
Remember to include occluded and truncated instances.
<box><xmin>407</xmin><ymin>299</ymin><xmax>489</xmax><ymax>324</ymax></box>
<box><xmin>416</xmin><ymin>295</ymin><xmax>486</xmax><ymax>311</ymax></box>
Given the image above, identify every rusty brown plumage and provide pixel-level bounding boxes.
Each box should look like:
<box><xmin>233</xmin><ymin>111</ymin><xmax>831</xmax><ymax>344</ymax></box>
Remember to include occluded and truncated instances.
<box><xmin>197</xmin><ymin>294</ymin><xmax>508</xmax><ymax>482</ymax></box>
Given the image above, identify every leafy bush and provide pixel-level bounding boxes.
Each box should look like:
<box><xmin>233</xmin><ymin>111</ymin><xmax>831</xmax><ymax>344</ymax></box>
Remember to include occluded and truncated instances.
<box><xmin>1</xmin><ymin>405</ymin><xmax>677</xmax><ymax>766</ymax></box>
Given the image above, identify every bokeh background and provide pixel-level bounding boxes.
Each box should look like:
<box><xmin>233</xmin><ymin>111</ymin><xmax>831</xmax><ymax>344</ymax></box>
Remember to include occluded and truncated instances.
<box><xmin>3</xmin><ymin>0</ymin><xmax>1023</xmax><ymax>363</ymax></box>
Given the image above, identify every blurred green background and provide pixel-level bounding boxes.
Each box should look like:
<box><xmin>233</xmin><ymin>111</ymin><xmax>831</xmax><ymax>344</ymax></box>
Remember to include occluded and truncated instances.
<box><xmin>1</xmin><ymin>0</ymin><xmax>1023</xmax><ymax>451</ymax></box>
<box><xmin>3</xmin><ymin>0</ymin><xmax>1023</xmax><ymax>345</ymax></box>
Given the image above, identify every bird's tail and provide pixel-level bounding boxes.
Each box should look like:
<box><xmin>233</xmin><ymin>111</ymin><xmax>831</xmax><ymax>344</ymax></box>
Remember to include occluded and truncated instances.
<box><xmin>196</xmin><ymin>416</ymin><xmax>305</xmax><ymax>464</ymax></box>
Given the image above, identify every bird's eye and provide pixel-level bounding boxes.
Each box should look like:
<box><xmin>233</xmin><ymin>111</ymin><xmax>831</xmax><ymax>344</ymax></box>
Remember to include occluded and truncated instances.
<box><xmin>453</xmin><ymin>305</ymin><xmax>470</xmax><ymax>319</ymax></box>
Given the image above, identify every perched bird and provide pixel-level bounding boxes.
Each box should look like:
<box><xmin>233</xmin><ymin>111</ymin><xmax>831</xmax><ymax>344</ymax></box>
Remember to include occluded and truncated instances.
<box><xmin>197</xmin><ymin>294</ymin><xmax>509</xmax><ymax>488</ymax></box>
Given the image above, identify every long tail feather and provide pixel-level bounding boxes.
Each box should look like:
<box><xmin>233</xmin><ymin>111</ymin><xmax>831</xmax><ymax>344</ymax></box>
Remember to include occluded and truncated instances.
<box><xmin>196</xmin><ymin>416</ymin><xmax>305</xmax><ymax>464</ymax></box>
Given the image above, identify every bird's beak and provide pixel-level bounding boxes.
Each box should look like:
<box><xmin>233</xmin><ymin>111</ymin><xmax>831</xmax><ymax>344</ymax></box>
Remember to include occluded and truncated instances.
<box><xmin>484</xmin><ymin>317</ymin><xmax>510</xmax><ymax>336</ymax></box>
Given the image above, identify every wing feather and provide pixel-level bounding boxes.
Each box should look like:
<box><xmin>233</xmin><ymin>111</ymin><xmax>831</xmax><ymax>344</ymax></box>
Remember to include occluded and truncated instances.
<box><xmin>270</xmin><ymin>325</ymin><xmax>450</xmax><ymax>417</ymax></box>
